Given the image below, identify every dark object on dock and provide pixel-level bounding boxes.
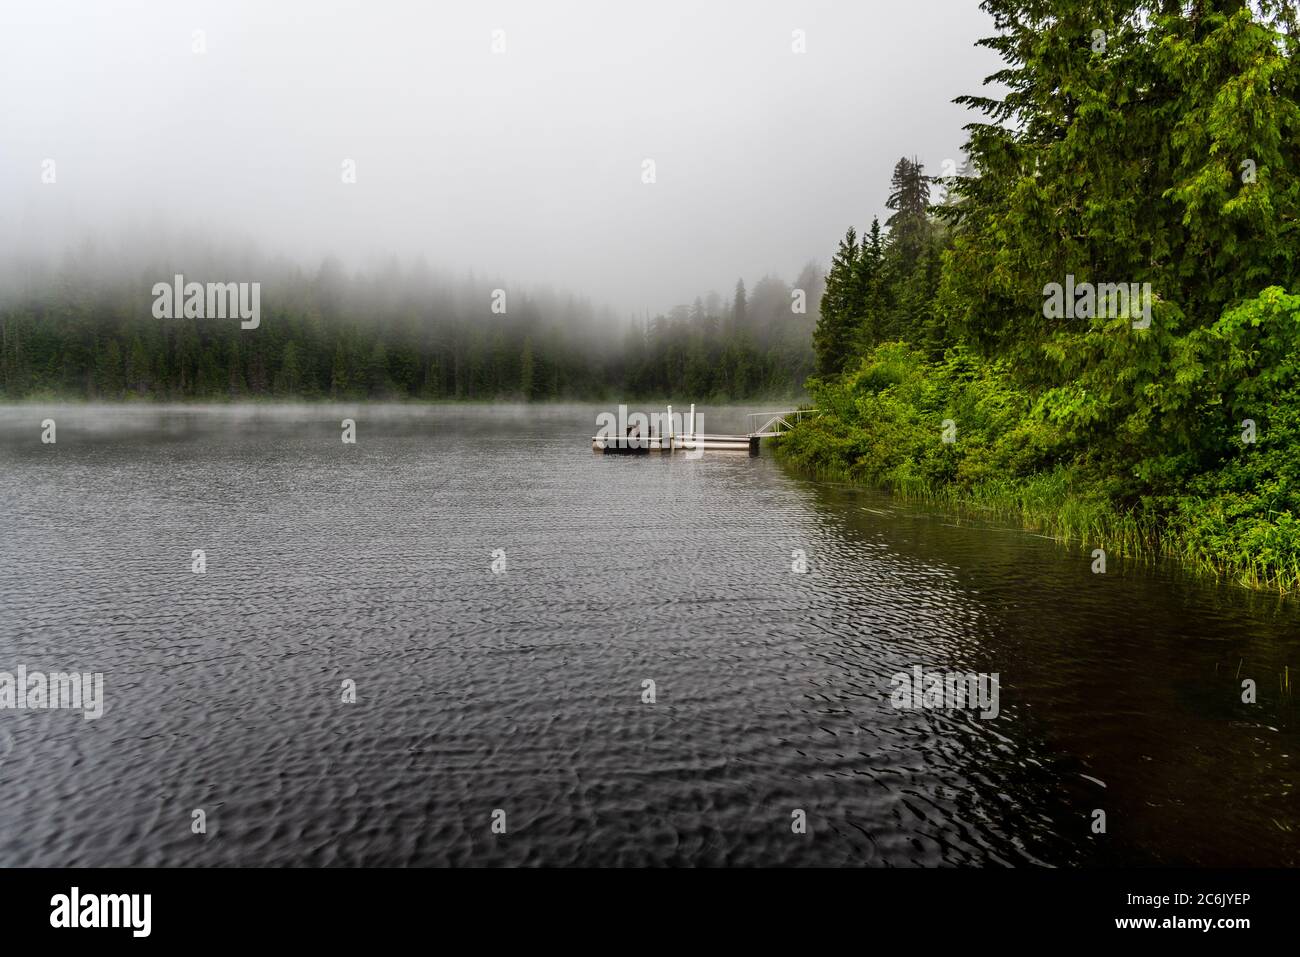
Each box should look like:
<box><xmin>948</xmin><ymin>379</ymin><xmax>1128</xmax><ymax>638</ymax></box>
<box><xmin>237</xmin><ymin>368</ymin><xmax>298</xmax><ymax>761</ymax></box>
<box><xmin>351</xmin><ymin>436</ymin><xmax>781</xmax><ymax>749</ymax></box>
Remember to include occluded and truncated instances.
<box><xmin>604</xmin><ymin>435</ymin><xmax>650</xmax><ymax>454</ymax></box>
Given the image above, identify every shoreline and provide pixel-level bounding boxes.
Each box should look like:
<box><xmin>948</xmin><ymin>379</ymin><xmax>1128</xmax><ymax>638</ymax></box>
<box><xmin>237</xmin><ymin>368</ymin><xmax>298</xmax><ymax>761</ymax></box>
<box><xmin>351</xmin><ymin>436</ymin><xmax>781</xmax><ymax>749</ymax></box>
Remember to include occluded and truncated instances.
<box><xmin>773</xmin><ymin>438</ymin><xmax>1297</xmax><ymax>599</ymax></box>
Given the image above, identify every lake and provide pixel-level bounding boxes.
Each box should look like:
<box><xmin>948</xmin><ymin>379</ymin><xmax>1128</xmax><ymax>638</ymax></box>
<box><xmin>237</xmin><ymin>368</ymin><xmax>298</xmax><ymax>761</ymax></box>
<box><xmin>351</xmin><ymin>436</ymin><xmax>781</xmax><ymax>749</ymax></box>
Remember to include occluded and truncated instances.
<box><xmin>0</xmin><ymin>403</ymin><xmax>1295</xmax><ymax>866</ymax></box>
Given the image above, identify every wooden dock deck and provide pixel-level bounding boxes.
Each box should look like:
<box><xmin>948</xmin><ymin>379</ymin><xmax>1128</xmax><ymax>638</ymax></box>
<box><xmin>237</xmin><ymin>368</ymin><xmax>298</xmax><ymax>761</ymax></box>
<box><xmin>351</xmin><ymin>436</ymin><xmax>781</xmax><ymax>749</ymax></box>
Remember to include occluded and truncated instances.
<box><xmin>591</xmin><ymin>407</ymin><xmax>817</xmax><ymax>456</ymax></box>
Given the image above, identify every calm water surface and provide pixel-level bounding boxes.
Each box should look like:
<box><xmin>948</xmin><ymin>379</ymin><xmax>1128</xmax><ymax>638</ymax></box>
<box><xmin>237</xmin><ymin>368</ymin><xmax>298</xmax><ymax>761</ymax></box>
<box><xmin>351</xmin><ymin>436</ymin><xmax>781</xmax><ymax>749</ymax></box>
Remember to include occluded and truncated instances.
<box><xmin>0</xmin><ymin>403</ymin><xmax>1296</xmax><ymax>866</ymax></box>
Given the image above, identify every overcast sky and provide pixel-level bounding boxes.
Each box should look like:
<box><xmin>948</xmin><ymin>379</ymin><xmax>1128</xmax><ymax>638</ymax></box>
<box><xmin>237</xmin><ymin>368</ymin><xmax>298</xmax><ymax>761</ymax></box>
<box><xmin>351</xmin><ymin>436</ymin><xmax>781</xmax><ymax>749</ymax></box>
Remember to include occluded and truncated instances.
<box><xmin>1</xmin><ymin>0</ymin><xmax>999</xmax><ymax>316</ymax></box>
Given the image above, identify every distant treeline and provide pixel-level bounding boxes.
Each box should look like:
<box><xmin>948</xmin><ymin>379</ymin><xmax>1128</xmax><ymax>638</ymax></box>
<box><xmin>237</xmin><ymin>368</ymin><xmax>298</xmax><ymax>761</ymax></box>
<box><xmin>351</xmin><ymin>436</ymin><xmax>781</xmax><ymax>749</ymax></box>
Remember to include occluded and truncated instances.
<box><xmin>0</xmin><ymin>256</ymin><xmax>818</xmax><ymax>402</ymax></box>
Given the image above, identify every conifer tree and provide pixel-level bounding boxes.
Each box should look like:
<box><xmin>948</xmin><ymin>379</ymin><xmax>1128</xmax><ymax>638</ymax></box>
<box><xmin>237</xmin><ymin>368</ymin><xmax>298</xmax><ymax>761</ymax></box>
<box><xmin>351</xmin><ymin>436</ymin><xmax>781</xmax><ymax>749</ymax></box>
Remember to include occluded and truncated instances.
<box><xmin>814</xmin><ymin>227</ymin><xmax>862</xmax><ymax>375</ymax></box>
<box><xmin>732</xmin><ymin>279</ymin><xmax>748</xmax><ymax>333</ymax></box>
<box><xmin>519</xmin><ymin>337</ymin><xmax>534</xmax><ymax>399</ymax></box>
<box><xmin>885</xmin><ymin>157</ymin><xmax>933</xmax><ymax>265</ymax></box>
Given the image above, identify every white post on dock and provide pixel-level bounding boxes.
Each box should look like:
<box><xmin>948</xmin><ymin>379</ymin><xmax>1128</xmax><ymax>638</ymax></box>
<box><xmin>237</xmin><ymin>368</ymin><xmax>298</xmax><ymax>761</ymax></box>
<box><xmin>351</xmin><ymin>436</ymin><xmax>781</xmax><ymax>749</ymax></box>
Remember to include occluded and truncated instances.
<box><xmin>667</xmin><ymin>405</ymin><xmax>673</xmax><ymax>451</ymax></box>
<box><xmin>689</xmin><ymin>404</ymin><xmax>695</xmax><ymax>443</ymax></box>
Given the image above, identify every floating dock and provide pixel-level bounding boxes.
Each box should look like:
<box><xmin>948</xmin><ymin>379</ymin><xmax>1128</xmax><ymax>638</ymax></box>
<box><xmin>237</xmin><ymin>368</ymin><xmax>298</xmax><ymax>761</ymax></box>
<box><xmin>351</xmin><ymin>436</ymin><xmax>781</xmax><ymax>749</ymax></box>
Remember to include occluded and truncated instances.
<box><xmin>594</xmin><ymin>433</ymin><xmax>756</xmax><ymax>454</ymax></box>
<box><xmin>591</xmin><ymin>407</ymin><xmax>817</xmax><ymax>456</ymax></box>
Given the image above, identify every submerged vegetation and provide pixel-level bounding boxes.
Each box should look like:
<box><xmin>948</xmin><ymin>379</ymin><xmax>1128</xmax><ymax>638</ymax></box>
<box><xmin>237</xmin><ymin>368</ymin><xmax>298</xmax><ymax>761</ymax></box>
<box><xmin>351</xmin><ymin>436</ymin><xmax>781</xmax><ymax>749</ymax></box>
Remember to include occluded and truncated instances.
<box><xmin>783</xmin><ymin>0</ymin><xmax>1300</xmax><ymax>592</ymax></box>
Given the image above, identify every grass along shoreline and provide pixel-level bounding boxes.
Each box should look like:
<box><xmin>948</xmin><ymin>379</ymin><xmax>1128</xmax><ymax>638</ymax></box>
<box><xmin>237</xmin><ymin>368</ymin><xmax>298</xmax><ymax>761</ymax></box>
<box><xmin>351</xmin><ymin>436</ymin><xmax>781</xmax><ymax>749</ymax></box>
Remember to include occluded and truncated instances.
<box><xmin>775</xmin><ymin>448</ymin><xmax>1145</xmax><ymax>546</ymax></box>
<box><xmin>773</xmin><ymin>444</ymin><xmax>1299</xmax><ymax>595</ymax></box>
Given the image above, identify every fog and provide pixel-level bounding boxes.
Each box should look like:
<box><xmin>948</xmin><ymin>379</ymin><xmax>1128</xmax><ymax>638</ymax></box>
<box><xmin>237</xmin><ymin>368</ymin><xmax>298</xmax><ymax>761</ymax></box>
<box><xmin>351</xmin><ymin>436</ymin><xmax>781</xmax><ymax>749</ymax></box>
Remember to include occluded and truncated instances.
<box><xmin>0</xmin><ymin>0</ymin><xmax>998</xmax><ymax>317</ymax></box>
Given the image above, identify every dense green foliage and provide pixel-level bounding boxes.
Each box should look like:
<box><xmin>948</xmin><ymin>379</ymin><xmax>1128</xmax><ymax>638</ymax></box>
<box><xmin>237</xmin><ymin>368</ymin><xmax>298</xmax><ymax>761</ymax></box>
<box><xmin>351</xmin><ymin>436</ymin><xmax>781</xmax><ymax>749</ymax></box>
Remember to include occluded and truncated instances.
<box><xmin>788</xmin><ymin>0</ymin><xmax>1300</xmax><ymax>591</ymax></box>
<box><xmin>0</xmin><ymin>257</ymin><xmax>817</xmax><ymax>402</ymax></box>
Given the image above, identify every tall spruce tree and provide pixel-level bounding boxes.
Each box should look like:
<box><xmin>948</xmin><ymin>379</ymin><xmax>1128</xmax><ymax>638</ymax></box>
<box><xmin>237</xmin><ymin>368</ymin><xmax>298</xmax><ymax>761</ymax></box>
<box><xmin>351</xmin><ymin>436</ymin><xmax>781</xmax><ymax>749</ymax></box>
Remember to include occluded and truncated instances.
<box><xmin>732</xmin><ymin>278</ymin><xmax>748</xmax><ymax>333</ymax></box>
<box><xmin>854</xmin><ymin>218</ymin><xmax>886</xmax><ymax>348</ymax></box>
<box><xmin>814</xmin><ymin>227</ymin><xmax>862</xmax><ymax>375</ymax></box>
<box><xmin>885</xmin><ymin>157</ymin><xmax>933</xmax><ymax>265</ymax></box>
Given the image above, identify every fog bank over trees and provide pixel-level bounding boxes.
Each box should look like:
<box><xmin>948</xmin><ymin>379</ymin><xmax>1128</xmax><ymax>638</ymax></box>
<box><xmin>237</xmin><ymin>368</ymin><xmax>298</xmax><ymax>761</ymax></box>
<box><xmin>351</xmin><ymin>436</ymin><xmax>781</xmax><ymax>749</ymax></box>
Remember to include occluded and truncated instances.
<box><xmin>0</xmin><ymin>235</ymin><xmax>819</xmax><ymax>401</ymax></box>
